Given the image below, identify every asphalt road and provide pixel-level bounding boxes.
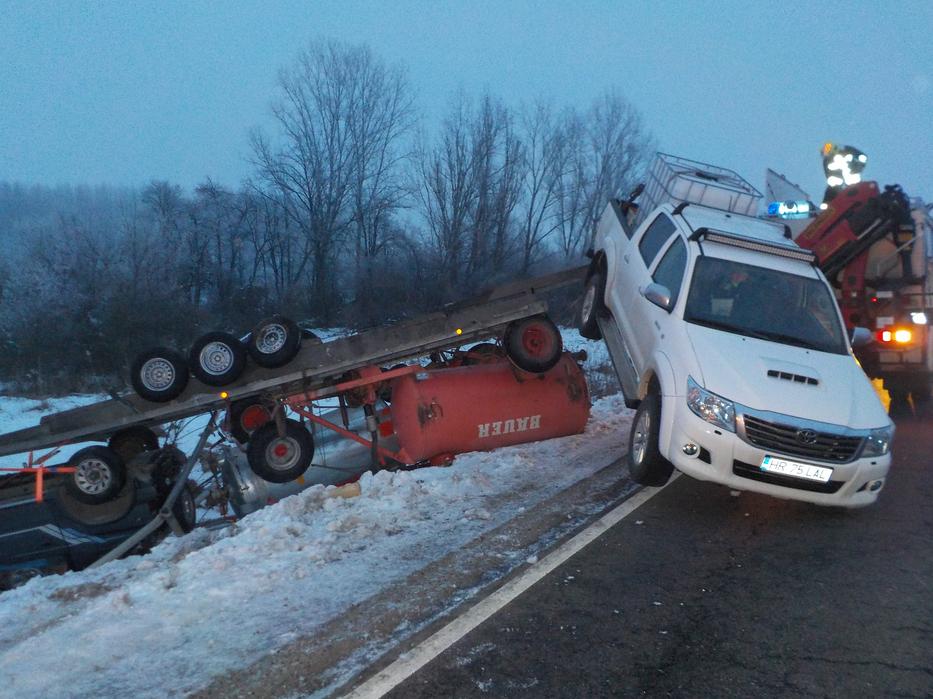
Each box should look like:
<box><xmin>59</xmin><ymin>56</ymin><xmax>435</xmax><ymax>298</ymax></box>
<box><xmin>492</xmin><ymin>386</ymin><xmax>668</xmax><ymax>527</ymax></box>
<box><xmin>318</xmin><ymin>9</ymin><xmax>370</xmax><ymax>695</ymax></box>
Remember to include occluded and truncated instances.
<box><xmin>386</xmin><ymin>410</ymin><xmax>933</xmax><ymax>698</ymax></box>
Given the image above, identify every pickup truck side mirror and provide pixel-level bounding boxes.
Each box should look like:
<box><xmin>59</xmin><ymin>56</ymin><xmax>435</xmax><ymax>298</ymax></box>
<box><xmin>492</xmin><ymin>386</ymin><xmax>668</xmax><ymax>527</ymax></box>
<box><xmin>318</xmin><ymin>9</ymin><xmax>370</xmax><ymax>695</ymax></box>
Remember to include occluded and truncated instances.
<box><xmin>643</xmin><ymin>282</ymin><xmax>674</xmax><ymax>312</ymax></box>
<box><xmin>849</xmin><ymin>326</ymin><xmax>873</xmax><ymax>349</ymax></box>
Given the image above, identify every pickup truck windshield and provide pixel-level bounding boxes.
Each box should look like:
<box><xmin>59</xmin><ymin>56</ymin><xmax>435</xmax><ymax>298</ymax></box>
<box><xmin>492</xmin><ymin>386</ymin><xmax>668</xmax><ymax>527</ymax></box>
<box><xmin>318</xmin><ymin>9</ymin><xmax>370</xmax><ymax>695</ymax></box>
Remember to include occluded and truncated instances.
<box><xmin>684</xmin><ymin>257</ymin><xmax>848</xmax><ymax>355</ymax></box>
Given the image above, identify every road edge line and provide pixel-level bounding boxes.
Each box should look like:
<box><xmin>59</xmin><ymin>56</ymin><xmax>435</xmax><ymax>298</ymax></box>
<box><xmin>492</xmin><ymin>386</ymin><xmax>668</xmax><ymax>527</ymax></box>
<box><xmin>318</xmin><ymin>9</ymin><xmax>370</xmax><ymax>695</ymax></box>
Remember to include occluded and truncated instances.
<box><xmin>341</xmin><ymin>473</ymin><xmax>679</xmax><ymax>698</ymax></box>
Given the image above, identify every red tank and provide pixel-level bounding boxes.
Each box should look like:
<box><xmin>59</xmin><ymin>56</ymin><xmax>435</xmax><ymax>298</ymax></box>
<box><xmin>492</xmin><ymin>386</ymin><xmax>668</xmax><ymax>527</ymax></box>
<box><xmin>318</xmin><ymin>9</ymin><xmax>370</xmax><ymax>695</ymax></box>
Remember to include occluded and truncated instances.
<box><xmin>390</xmin><ymin>353</ymin><xmax>590</xmax><ymax>463</ymax></box>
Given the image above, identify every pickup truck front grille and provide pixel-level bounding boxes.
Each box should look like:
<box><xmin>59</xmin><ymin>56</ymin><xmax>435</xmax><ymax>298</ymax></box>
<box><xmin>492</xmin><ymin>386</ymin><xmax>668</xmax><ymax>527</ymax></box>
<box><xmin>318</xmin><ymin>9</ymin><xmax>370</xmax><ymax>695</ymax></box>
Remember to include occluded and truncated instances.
<box><xmin>741</xmin><ymin>415</ymin><xmax>863</xmax><ymax>463</ymax></box>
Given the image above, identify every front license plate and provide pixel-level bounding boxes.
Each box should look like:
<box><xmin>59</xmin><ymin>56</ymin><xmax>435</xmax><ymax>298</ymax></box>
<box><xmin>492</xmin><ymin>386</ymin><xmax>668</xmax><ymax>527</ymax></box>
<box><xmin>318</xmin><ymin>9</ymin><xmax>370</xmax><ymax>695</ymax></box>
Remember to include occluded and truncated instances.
<box><xmin>760</xmin><ymin>455</ymin><xmax>833</xmax><ymax>483</ymax></box>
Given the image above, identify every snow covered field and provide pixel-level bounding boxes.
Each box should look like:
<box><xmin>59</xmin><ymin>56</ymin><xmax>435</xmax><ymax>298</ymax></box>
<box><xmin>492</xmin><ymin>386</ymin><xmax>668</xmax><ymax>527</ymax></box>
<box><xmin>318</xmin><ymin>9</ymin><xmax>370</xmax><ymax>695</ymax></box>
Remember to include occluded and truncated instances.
<box><xmin>0</xmin><ymin>327</ymin><xmax>630</xmax><ymax>697</ymax></box>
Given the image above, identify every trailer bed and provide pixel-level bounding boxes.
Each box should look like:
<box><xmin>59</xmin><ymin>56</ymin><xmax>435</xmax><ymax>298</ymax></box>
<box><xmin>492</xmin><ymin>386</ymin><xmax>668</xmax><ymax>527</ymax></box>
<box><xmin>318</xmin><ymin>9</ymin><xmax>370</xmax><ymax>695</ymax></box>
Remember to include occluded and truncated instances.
<box><xmin>0</xmin><ymin>267</ymin><xmax>585</xmax><ymax>458</ymax></box>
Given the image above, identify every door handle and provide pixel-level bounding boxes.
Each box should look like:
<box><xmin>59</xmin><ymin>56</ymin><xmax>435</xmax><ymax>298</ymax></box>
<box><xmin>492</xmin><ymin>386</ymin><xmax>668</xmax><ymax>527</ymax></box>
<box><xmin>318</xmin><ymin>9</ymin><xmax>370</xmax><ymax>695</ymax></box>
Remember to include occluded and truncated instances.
<box><xmin>623</xmin><ymin>254</ymin><xmax>630</xmax><ymax>263</ymax></box>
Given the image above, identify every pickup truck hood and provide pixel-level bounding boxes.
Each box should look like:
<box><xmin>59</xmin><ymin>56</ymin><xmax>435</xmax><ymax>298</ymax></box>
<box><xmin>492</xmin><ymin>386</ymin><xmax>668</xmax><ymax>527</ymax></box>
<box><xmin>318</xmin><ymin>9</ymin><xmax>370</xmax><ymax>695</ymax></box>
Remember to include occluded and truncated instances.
<box><xmin>685</xmin><ymin>324</ymin><xmax>889</xmax><ymax>429</ymax></box>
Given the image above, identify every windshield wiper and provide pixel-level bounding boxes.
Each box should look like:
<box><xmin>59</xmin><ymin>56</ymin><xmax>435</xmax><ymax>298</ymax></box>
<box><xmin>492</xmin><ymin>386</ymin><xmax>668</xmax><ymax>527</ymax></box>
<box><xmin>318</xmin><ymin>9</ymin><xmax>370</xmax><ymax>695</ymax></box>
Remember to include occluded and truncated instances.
<box><xmin>746</xmin><ymin>330</ymin><xmax>826</xmax><ymax>351</ymax></box>
<box><xmin>687</xmin><ymin>317</ymin><xmax>831</xmax><ymax>351</ymax></box>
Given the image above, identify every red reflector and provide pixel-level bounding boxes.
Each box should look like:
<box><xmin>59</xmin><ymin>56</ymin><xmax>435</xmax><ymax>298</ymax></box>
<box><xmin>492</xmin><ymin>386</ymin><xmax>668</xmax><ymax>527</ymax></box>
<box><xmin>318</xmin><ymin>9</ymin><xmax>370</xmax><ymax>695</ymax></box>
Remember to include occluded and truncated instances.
<box><xmin>379</xmin><ymin>420</ymin><xmax>395</xmax><ymax>438</ymax></box>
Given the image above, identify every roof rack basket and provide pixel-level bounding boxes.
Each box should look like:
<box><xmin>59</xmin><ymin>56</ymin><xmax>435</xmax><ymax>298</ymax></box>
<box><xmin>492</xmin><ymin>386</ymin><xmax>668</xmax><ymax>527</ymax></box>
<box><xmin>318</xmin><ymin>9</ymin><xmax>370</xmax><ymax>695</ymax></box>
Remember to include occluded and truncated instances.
<box><xmin>634</xmin><ymin>153</ymin><xmax>762</xmax><ymax>227</ymax></box>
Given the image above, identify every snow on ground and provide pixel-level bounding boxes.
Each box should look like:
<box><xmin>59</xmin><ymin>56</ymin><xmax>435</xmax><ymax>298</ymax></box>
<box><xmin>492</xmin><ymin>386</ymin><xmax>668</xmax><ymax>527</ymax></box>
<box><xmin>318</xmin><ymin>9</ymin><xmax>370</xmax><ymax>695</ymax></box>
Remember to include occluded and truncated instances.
<box><xmin>0</xmin><ymin>393</ymin><xmax>633</xmax><ymax>699</ymax></box>
<box><xmin>0</xmin><ymin>325</ymin><xmax>629</xmax><ymax>696</ymax></box>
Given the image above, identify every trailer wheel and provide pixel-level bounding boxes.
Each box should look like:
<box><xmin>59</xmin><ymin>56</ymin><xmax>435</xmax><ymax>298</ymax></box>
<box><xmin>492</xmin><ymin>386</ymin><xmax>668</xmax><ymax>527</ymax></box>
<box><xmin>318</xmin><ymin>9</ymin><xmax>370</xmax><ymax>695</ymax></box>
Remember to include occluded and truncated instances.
<box><xmin>504</xmin><ymin>316</ymin><xmax>563</xmax><ymax>373</ymax></box>
<box><xmin>248</xmin><ymin>315</ymin><xmax>302</xmax><ymax>368</ymax></box>
<box><xmin>627</xmin><ymin>390</ymin><xmax>674</xmax><ymax>487</ymax></box>
<box><xmin>131</xmin><ymin>348</ymin><xmax>189</xmax><ymax>402</ymax></box>
<box><xmin>108</xmin><ymin>427</ymin><xmax>160</xmax><ymax>463</ymax></box>
<box><xmin>189</xmin><ymin>332</ymin><xmax>247</xmax><ymax>386</ymax></box>
<box><xmin>227</xmin><ymin>398</ymin><xmax>274</xmax><ymax>444</ymax></box>
<box><xmin>169</xmin><ymin>481</ymin><xmax>198</xmax><ymax>534</ymax></box>
<box><xmin>64</xmin><ymin>446</ymin><xmax>127</xmax><ymax>505</ymax></box>
<box><xmin>579</xmin><ymin>272</ymin><xmax>605</xmax><ymax>340</ymax></box>
<box><xmin>246</xmin><ymin>419</ymin><xmax>314</xmax><ymax>483</ymax></box>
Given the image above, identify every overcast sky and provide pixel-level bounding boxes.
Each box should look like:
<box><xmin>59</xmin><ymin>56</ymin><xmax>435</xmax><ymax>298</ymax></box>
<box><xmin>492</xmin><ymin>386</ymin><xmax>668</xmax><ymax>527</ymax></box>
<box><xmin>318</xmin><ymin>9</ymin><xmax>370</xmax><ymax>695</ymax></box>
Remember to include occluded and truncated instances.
<box><xmin>1</xmin><ymin>0</ymin><xmax>931</xmax><ymax>201</ymax></box>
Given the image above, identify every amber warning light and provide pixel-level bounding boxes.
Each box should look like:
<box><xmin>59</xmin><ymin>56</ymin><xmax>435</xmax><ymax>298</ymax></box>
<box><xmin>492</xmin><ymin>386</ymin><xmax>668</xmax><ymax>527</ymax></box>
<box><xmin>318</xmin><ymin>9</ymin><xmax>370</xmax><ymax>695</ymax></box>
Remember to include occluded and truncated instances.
<box><xmin>876</xmin><ymin>328</ymin><xmax>913</xmax><ymax>344</ymax></box>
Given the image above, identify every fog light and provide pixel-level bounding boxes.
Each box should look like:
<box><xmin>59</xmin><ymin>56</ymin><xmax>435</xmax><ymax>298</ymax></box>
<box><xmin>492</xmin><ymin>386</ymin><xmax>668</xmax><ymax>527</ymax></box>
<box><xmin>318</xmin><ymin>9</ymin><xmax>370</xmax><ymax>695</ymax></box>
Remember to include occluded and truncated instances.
<box><xmin>682</xmin><ymin>443</ymin><xmax>699</xmax><ymax>456</ymax></box>
<box><xmin>869</xmin><ymin>479</ymin><xmax>884</xmax><ymax>492</ymax></box>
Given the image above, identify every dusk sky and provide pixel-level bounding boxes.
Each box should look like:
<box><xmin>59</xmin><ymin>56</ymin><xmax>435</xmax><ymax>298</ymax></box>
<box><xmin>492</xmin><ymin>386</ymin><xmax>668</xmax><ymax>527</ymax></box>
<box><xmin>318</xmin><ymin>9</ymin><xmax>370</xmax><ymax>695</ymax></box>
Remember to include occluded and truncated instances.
<box><xmin>2</xmin><ymin>1</ymin><xmax>931</xmax><ymax>201</ymax></box>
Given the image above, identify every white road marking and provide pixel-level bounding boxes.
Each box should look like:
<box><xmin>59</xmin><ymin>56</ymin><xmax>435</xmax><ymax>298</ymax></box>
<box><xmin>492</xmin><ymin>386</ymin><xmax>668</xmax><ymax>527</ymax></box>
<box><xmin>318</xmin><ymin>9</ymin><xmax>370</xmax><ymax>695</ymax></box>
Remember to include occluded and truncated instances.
<box><xmin>341</xmin><ymin>473</ymin><xmax>679</xmax><ymax>698</ymax></box>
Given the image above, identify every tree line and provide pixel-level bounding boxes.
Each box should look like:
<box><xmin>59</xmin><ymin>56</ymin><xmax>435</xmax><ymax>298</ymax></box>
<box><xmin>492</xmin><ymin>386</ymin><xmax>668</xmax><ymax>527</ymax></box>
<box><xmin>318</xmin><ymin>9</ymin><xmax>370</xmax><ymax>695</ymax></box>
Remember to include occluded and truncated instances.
<box><xmin>0</xmin><ymin>40</ymin><xmax>653</xmax><ymax>395</ymax></box>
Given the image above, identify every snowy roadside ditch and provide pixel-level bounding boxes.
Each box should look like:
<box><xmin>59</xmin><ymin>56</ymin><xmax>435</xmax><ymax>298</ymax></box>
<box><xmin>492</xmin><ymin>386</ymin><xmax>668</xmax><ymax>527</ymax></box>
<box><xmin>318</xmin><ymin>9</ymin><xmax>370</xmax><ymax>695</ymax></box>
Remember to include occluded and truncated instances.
<box><xmin>0</xmin><ymin>395</ymin><xmax>632</xmax><ymax>698</ymax></box>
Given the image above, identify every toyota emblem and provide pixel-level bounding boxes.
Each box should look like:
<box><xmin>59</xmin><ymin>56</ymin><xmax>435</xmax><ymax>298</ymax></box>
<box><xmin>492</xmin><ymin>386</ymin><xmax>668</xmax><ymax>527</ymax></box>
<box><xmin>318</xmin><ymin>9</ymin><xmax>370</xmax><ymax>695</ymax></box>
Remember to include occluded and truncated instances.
<box><xmin>795</xmin><ymin>429</ymin><xmax>818</xmax><ymax>445</ymax></box>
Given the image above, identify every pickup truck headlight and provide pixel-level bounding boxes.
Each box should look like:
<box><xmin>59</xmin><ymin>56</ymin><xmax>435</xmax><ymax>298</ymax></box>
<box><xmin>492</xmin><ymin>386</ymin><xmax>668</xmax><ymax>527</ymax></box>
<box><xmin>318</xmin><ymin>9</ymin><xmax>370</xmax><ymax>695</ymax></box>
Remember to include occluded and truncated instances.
<box><xmin>686</xmin><ymin>376</ymin><xmax>736</xmax><ymax>432</ymax></box>
<box><xmin>862</xmin><ymin>424</ymin><xmax>894</xmax><ymax>457</ymax></box>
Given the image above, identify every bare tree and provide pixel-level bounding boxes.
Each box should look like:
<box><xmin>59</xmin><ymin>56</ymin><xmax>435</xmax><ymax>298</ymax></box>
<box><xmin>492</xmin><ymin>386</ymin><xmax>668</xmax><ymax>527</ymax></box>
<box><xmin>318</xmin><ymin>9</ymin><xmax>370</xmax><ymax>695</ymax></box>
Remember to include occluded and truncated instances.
<box><xmin>554</xmin><ymin>91</ymin><xmax>654</xmax><ymax>259</ymax></box>
<box><xmin>251</xmin><ymin>40</ymin><xmax>413</xmax><ymax>320</ymax></box>
<box><xmin>417</xmin><ymin>93</ymin><xmax>526</xmax><ymax>296</ymax></box>
<box><xmin>517</xmin><ymin>101</ymin><xmax>569</xmax><ymax>273</ymax></box>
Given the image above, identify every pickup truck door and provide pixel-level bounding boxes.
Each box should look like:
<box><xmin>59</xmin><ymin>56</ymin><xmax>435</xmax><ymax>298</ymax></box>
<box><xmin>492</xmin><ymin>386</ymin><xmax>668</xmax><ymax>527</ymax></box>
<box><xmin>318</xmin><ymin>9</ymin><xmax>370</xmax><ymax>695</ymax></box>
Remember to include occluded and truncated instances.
<box><xmin>609</xmin><ymin>213</ymin><xmax>678</xmax><ymax>369</ymax></box>
<box><xmin>631</xmin><ymin>234</ymin><xmax>689</xmax><ymax>370</ymax></box>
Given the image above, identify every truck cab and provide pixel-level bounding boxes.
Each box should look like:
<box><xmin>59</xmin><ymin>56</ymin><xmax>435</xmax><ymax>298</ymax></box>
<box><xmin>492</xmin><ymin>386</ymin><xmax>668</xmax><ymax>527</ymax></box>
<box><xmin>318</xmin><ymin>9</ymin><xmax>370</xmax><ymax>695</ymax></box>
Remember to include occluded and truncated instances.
<box><xmin>581</xmin><ymin>154</ymin><xmax>894</xmax><ymax>507</ymax></box>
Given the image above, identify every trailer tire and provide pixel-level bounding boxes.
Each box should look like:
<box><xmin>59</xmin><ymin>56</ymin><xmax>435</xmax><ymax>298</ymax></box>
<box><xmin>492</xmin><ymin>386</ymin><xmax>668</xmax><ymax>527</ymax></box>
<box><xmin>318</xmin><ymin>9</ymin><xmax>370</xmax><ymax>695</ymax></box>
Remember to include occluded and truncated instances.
<box><xmin>131</xmin><ymin>348</ymin><xmax>189</xmax><ymax>402</ymax></box>
<box><xmin>246</xmin><ymin>419</ymin><xmax>314</xmax><ymax>483</ymax></box>
<box><xmin>627</xmin><ymin>390</ymin><xmax>674</xmax><ymax>487</ymax></box>
<box><xmin>189</xmin><ymin>332</ymin><xmax>247</xmax><ymax>386</ymax></box>
<box><xmin>248</xmin><ymin>315</ymin><xmax>302</xmax><ymax>368</ymax></box>
<box><xmin>504</xmin><ymin>316</ymin><xmax>563</xmax><ymax>373</ymax></box>
<box><xmin>108</xmin><ymin>427</ymin><xmax>160</xmax><ymax>463</ymax></box>
<box><xmin>579</xmin><ymin>272</ymin><xmax>605</xmax><ymax>340</ymax></box>
<box><xmin>170</xmin><ymin>481</ymin><xmax>197</xmax><ymax>534</ymax></box>
<box><xmin>64</xmin><ymin>446</ymin><xmax>127</xmax><ymax>505</ymax></box>
<box><xmin>227</xmin><ymin>398</ymin><xmax>274</xmax><ymax>444</ymax></box>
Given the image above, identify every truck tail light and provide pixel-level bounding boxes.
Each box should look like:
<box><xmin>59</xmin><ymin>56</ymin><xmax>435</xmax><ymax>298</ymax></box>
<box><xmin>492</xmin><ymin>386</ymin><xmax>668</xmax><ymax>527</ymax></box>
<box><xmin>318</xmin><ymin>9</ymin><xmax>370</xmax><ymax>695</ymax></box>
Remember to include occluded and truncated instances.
<box><xmin>876</xmin><ymin>327</ymin><xmax>914</xmax><ymax>344</ymax></box>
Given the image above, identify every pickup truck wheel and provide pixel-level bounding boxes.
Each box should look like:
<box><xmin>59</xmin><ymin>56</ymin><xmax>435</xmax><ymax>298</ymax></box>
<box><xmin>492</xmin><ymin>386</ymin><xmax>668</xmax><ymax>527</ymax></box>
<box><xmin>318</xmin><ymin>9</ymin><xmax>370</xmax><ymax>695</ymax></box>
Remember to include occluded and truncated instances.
<box><xmin>579</xmin><ymin>272</ymin><xmax>605</xmax><ymax>340</ymax></box>
<box><xmin>227</xmin><ymin>398</ymin><xmax>274</xmax><ymax>444</ymax></box>
<box><xmin>64</xmin><ymin>446</ymin><xmax>127</xmax><ymax>505</ymax></box>
<box><xmin>246</xmin><ymin>419</ymin><xmax>314</xmax><ymax>483</ymax></box>
<box><xmin>627</xmin><ymin>391</ymin><xmax>674</xmax><ymax>487</ymax></box>
<box><xmin>190</xmin><ymin>332</ymin><xmax>247</xmax><ymax>386</ymax></box>
<box><xmin>504</xmin><ymin>316</ymin><xmax>563</xmax><ymax>373</ymax></box>
<box><xmin>248</xmin><ymin>315</ymin><xmax>302</xmax><ymax>368</ymax></box>
<box><xmin>131</xmin><ymin>348</ymin><xmax>189</xmax><ymax>402</ymax></box>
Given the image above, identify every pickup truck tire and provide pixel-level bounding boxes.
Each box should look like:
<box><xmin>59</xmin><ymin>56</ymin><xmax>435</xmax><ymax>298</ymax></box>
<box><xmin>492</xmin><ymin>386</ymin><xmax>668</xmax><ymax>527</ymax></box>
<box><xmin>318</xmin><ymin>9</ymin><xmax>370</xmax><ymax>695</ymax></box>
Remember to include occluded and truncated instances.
<box><xmin>246</xmin><ymin>419</ymin><xmax>314</xmax><ymax>483</ymax></box>
<box><xmin>131</xmin><ymin>348</ymin><xmax>190</xmax><ymax>402</ymax></box>
<box><xmin>248</xmin><ymin>315</ymin><xmax>302</xmax><ymax>368</ymax></box>
<box><xmin>579</xmin><ymin>273</ymin><xmax>605</xmax><ymax>340</ymax></box>
<box><xmin>64</xmin><ymin>446</ymin><xmax>127</xmax><ymax>505</ymax></box>
<box><xmin>227</xmin><ymin>398</ymin><xmax>274</xmax><ymax>444</ymax></box>
<box><xmin>627</xmin><ymin>391</ymin><xmax>674</xmax><ymax>487</ymax></box>
<box><xmin>504</xmin><ymin>316</ymin><xmax>563</xmax><ymax>373</ymax></box>
<box><xmin>189</xmin><ymin>332</ymin><xmax>247</xmax><ymax>386</ymax></box>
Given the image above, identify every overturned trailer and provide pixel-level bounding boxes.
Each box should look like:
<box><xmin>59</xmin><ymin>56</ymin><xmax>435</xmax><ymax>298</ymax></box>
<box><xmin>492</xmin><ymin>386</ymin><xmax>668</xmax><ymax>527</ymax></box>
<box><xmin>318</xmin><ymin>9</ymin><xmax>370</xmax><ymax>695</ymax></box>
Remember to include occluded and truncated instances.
<box><xmin>0</xmin><ymin>267</ymin><xmax>590</xmax><ymax>574</ymax></box>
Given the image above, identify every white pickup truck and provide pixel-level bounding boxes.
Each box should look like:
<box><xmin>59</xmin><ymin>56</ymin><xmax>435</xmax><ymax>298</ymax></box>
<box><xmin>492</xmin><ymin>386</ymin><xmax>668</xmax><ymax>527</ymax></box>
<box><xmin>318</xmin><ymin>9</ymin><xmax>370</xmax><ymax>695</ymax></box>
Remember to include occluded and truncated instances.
<box><xmin>581</xmin><ymin>154</ymin><xmax>893</xmax><ymax>507</ymax></box>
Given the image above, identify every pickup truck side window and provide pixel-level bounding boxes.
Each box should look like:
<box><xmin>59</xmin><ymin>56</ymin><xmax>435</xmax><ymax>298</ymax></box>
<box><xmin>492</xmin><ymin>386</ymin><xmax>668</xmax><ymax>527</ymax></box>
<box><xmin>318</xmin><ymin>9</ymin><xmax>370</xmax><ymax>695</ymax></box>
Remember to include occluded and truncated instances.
<box><xmin>652</xmin><ymin>237</ymin><xmax>688</xmax><ymax>305</ymax></box>
<box><xmin>638</xmin><ymin>215</ymin><xmax>676</xmax><ymax>267</ymax></box>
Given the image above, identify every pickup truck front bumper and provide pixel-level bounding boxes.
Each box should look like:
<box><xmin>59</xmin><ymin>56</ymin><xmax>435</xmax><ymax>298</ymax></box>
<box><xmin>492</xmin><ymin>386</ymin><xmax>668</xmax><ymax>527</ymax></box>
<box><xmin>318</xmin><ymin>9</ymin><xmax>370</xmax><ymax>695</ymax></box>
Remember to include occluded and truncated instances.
<box><xmin>662</xmin><ymin>401</ymin><xmax>891</xmax><ymax>507</ymax></box>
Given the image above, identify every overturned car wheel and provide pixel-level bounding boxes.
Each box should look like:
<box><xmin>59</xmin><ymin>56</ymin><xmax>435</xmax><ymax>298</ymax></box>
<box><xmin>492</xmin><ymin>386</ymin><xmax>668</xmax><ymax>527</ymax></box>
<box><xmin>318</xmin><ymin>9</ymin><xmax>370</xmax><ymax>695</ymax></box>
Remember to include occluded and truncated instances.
<box><xmin>248</xmin><ymin>315</ymin><xmax>302</xmax><ymax>369</ymax></box>
<box><xmin>246</xmin><ymin>419</ymin><xmax>314</xmax><ymax>483</ymax></box>
<box><xmin>64</xmin><ymin>446</ymin><xmax>127</xmax><ymax>505</ymax></box>
<box><xmin>131</xmin><ymin>348</ymin><xmax>189</xmax><ymax>402</ymax></box>
<box><xmin>189</xmin><ymin>331</ymin><xmax>247</xmax><ymax>386</ymax></box>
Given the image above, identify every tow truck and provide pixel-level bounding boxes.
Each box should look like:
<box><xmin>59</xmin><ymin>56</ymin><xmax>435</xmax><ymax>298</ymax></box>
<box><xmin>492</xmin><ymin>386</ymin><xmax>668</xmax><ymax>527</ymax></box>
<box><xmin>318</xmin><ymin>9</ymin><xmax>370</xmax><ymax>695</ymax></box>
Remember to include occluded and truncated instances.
<box><xmin>766</xmin><ymin>143</ymin><xmax>933</xmax><ymax>409</ymax></box>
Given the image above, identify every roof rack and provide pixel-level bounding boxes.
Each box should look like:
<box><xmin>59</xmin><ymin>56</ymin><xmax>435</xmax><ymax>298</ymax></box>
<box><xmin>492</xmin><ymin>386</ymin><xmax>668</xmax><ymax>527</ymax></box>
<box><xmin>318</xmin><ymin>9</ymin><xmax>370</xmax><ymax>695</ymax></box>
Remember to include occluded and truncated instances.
<box><xmin>689</xmin><ymin>227</ymin><xmax>817</xmax><ymax>264</ymax></box>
